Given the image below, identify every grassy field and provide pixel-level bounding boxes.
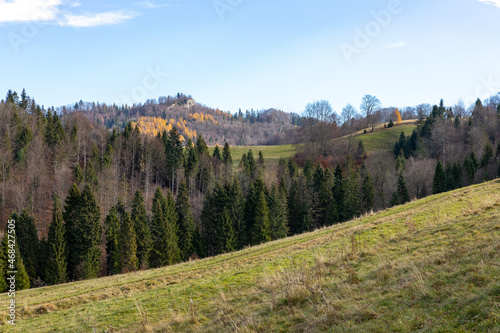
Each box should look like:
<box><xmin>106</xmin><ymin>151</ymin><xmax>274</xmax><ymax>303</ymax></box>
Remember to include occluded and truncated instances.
<box><xmin>209</xmin><ymin>144</ymin><xmax>298</xmax><ymax>168</ymax></box>
<box><xmin>2</xmin><ymin>180</ymin><xmax>499</xmax><ymax>332</ymax></box>
<box><xmin>348</xmin><ymin>122</ymin><xmax>417</xmax><ymax>153</ymax></box>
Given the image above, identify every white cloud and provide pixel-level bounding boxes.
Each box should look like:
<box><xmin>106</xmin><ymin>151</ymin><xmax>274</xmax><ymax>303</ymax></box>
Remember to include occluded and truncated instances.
<box><xmin>0</xmin><ymin>0</ymin><xmax>61</xmax><ymax>23</ymax></box>
<box><xmin>59</xmin><ymin>11</ymin><xmax>137</xmax><ymax>27</ymax></box>
<box><xmin>382</xmin><ymin>41</ymin><xmax>407</xmax><ymax>49</ymax></box>
<box><xmin>477</xmin><ymin>0</ymin><xmax>500</xmax><ymax>8</ymax></box>
<box><xmin>137</xmin><ymin>1</ymin><xmax>173</xmax><ymax>9</ymax></box>
<box><xmin>0</xmin><ymin>0</ymin><xmax>136</xmax><ymax>27</ymax></box>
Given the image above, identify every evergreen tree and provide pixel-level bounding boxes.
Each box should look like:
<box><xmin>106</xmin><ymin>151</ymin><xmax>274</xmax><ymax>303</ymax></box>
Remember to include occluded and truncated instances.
<box><xmin>217</xmin><ymin>208</ymin><xmax>237</xmax><ymax>253</ymax></box>
<box><xmin>150</xmin><ymin>187</ymin><xmax>169</xmax><ymax>267</ymax></box>
<box><xmin>13</xmin><ymin>210</ymin><xmax>39</xmax><ymax>284</ymax></box>
<box><xmin>166</xmin><ymin>127</ymin><xmax>184</xmax><ymax>193</ymax></box>
<box><xmin>390</xmin><ymin>192</ymin><xmax>399</xmax><ymax>207</ymax></box>
<box><xmin>463</xmin><ymin>157</ymin><xmax>476</xmax><ymax>184</ymax></box>
<box><xmin>244</xmin><ymin>178</ymin><xmax>265</xmax><ymax>245</ymax></box>
<box><xmin>1</xmin><ymin>234</ymin><xmax>30</xmax><ymax>290</ymax></box>
<box><xmin>77</xmin><ymin>185</ymin><xmax>102</xmax><ymax>280</ymax></box>
<box><xmin>432</xmin><ymin>161</ymin><xmax>446</xmax><ymax>194</ymax></box>
<box><xmin>84</xmin><ymin>161</ymin><xmax>98</xmax><ymax>188</ymax></box>
<box><xmin>396</xmin><ymin>172</ymin><xmax>410</xmax><ymax>204</ymax></box>
<box><xmin>252</xmin><ymin>192</ymin><xmax>272</xmax><ymax>244</ymax></box>
<box><xmin>287</xmin><ymin>175</ymin><xmax>312</xmax><ymax>235</ymax></box>
<box><xmin>303</xmin><ymin>158</ymin><xmax>314</xmax><ymax>185</ymax></box>
<box><xmin>344</xmin><ymin>157</ymin><xmax>362</xmax><ymax>220</ymax></box>
<box><xmin>119</xmin><ymin>211</ymin><xmax>138</xmax><ymax>273</ymax></box>
<box><xmin>0</xmin><ymin>234</ymin><xmax>8</xmax><ymax>292</ymax></box>
<box><xmin>196</xmin><ymin>134</ymin><xmax>208</xmax><ymax>156</ymax></box>
<box><xmin>213</xmin><ymin>145</ymin><xmax>222</xmax><ymax>161</ymax></box>
<box><xmin>481</xmin><ymin>142</ymin><xmax>494</xmax><ymax>168</ymax></box>
<box><xmin>73</xmin><ymin>164</ymin><xmax>83</xmax><ymax>185</ymax></box>
<box><xmin>104</xmin><ymin>206</ymin><xmax>121</xmax><ymax>275</ymax></box>
<box><xmin>361</xmin><ymin>174</ymin><xmax>375</xmax><ymax>212</ymax></box>
<box><xmin>470</xmin><ymin>152</ymin><xmax>479</xmax><ymax>170</ymax></box>
<box><xmin>331</xmin><ymin>163</ymin><xmax>346</xmax><ymax>223</ymax></box>
<box><xmin>131</xmin><ymin>190</ymin><xmax>152</xmax><ymax>270</ymax></box>
<box><xmin>63</xmin><ymin>184</ymin><xmax>81</xmax><ymax>280</ymax></box>
<box><xmin>176</xmin><ymin>181</ymin><xmax>195</xmax><ymax>261</ymax></box>
<box><xmin>227</xmin><ymin>178</ymin><xmax>246</xmax><ymax>249</ymax></box>
<box><xmin>45</xmin><ymin>197</ymin><xmax>68</xmax><ymax>285</ymax></box>
<box><xmin>268</xmin><ymin>184</ymin><xmax>289</xmax><ymax>240</ymax></box>
<box><xmin>222</xmin><ymin>142</ymin><xmax>232</xmax><ymax>165</ymax></box>
<box><xmin>165</xmin><ymin>190</ymin><xmax>181</xmax><ymax>265</ymax></box>
<box><xmin>15</xmin><ymin>254</ymin><xmax>31</xmax><ymax>290</ymax></box>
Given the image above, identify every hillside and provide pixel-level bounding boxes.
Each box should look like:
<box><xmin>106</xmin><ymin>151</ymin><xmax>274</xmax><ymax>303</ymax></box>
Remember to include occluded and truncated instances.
<box><xmin>2</xmin><ymin>180</ymin><xmax>499</xmax><ymax>332</ymax></box>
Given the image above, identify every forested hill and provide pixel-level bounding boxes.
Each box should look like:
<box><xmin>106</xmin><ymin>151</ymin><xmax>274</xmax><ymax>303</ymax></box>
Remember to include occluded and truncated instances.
<box><xmin>66</xmin><ymin>93</ymin><xmax>301</xmax><ymax>146</ymax></box>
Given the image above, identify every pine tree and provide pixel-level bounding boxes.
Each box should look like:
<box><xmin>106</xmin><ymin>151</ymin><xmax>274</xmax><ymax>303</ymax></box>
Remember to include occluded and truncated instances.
<box><xmin>252</xmin><ymin>192</ymin><xmax>272</xmax><ymax>244</ymax></box>
<box><xmin>131</xmin><ymin>190</ymin><xmax>152</xmax><ymax>270</ymax></box>
<box><xmin>196</xmin><ymin>134</ymin><xmax>208</xmax><ymax>156</ymax></box>
<box><xmin>344</xmin><ymin>157</ymin><xmax>362</xmax><ymax>220</ymax></box>
<box><xmin>390</xmin><ymin>192</ymin><xmax>399</xmax><ymax>207</ymax></box>
<box><xmin>287</xmin><ymin>175</ymin><xmax>312</xmax><ymax>235</ymax></box>
<box><xmin>176</xmin><ymin>181</ymin><xmax>195</xmax><ymax>261</ymax></box>
<box><xmin>13</xmin><ymin>210</ymin><xmax>39</xmax><ymax>284</ymax></box>
<box><xmin>73</xmin><ymin>164</ymin><xmax>83</xmax><ymax>185</ymax></box>
<box><xmin>15</xmin><ymin>255</ymin><xmax>31</xmax><ymax>290</ymax></box>
<box><xmin>0</xmin><ymin>235</ymin><xmax>8</xmax><ymax>292</ymax></box>
<box><xmin>481</xmin><ymin>142</ymin><xmax>493</xmax><ymax>168</ymax></box>
<box><xmin>213</xmin><ymin>145</ymin><xmax>222</xmax><ymax>161</ymax></box>
<box><xmin>463</xmin><ymin>157</ymin><xmax>476</xmax><ymax>184</ymax></box>
<box><xmin>45</xmin><ymin>197</ymin><xmax>68</xmax><ymax>285</ymax></box>
<box><xmin>432</xmin><ymin>161</ymin><xmax>446</xmax><ymax>194</ymax></box>
<box><xmin>84</xmin><ymin>161</ymin><xmax>98</xmax><ymax>188</ymax></box>
<box><xmin>104</xmin><ymin>206</ymin><xmax>121</xmax><ymax>275</ymax></box>
<box><xmin>63</xmin><ymin>184</ymin><xmax>81</xmax><ymax>280</ymax></box>
<box><xmin>397</xmin><ymin>172</ymin><xmax>410</xmax><ymax>204</ymax></box>
<box><xmin>227</xmin><ymin>178</ymin><xmax>245</xmax><ymax>249</ymax></box>
<box><xmin>361</xmin><ymin>174</ymin><xmax>375</xmax><ymax>212</ymax></box>
<box><xmin>166</xmin><ymin>127</ymin><xmax>183</xmax><ymax>193</ymax></box>
<box><xmin>119</xmin><ymin>211</ymin><xmax>138</xmax><ymax>273</ymax></box>
<box><xmin>303</xmin><ymin>158</ymin><xmax>314</xmax><ymax>185</ymax></box>
<box><xmin>77</xmin><ymin>185</ymin><xmax>102</xmax><ymax>280</ymax></box>
<box><xmin>244</xmin><ymin>178</ymin><xmax>265</xmax><ymax>245</ymax></box>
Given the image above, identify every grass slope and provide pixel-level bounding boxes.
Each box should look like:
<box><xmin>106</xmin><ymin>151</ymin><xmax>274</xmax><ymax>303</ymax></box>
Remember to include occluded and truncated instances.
<box><xmin>2</xmin><ymin>180</ymin><xmax>499</xmax><ymax>332</ymax></box>
<box><xmin>349</xmin><ymin>122</ymin><xmax>417</xmax><ymax>153</ymax></box>
<box><xmin>209</xmin><ymin>144</ymin><xmax>298</xmax><ymax>168</ymax></box>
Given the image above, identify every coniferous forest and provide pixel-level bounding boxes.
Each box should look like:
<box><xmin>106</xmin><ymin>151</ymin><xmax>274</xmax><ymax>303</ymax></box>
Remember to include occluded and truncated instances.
<box><xmin>1</xmin><ymin>89</ymin><xmax>500</xmax><ymax>291</ymax></box>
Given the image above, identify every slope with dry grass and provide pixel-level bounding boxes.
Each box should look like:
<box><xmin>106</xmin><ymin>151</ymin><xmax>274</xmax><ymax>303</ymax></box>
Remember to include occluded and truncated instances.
<box><xmin>1</xmin><ymin>180</ymin><xmax>499</xmax><ymax>332</ymax></box>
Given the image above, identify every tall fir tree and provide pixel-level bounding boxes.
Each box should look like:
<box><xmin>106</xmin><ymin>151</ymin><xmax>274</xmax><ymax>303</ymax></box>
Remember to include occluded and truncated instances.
<box><xmin>104</xmin><ymin>206</ymin><xmax>121</xmax><ymax>275</ymax></box>
<box><xmin>213</xmin><ymin>145</ymin><xmax>222</xmax><ymax>161</ymax></box>
<box><xmin>252</xmin><ymin>192</ymin><xmax>272</xmax><ymax>244</ymax></box>
<box><xmin>396</xmin><ymin>172</ymin><xmax>410</xmax><ymax>204</ymax></box>
<box><xmin>176</xmin><ymin>181</ymin><xmax>195</xmax><ymax>261</ymax></box>
<box><xmin>344</xmin><ymin>157</ymin><xmax>362</xmax><ymax>220</ymax></box>
<box><xmin>45</xmin><ymin>197</ymin><xmax>68</xmax><ymax>285</ymax></box>
<box><xmin>0</xmin><ymin>234</ymin><xmax>8</xmax><ymax>292</ymax></box>
<box><xmin>63</xmin><ymin>183</ymin><xmax>81</xmax><ymax>280</ymax></box>
<box><xmin>77</xmin><ymin>185</ymin><xmax>102</xmax><ymax>280</ymax></box>
<box><xmin>166</xmin><ymin>127</ymin><xmax>184</xmax><ymax>193</ymax></box>
<box><xmin>432</xmin><ymin>161</ymin><xmax>446</xmax><ymax>194</ymax></box>
<box><xmin>227</xmin><ymin>178</ymin><xmax>245</xmax><ymax>249</ymax></box>
<box><xmin>119</xmin><ymin>211</ymin><xmax>138</xmax><ymax>273</ymax></box>
<box><xmin>332</xmin><ymin>163</ymin><xmax>346</xmax><ymax>223</ymax></box>
<box><xmin>288</xmin><ymin>175</ymin><xmax>312</xmax><ymax>235</ymax></box>
<box><xmin>217</xmin><ymin>208</ymin><xmax>237</xmax><ymax>253</ymax></box>
<box><xmin>268</xmin><ymin>184</ymin><xmax>289</xmax><ymax>240</ymax></box>
<box><xmin>13</xmin><ymin>210</ymin><xmax>39</xmax><ymax>284</ymax></box>
<box><xmin>222</xmin><ymin>142</ymin><xmax>232</xmax><ymax>165</ymax></box>
<box><xmin>131</xmin><ymin>190</ymin><xmax>152</xmax><ymax>270</ymax></box>
<box><xmin>164</xmin><ymin>190</ymin><xmax>181</xmax><ymax>265</ymax></box>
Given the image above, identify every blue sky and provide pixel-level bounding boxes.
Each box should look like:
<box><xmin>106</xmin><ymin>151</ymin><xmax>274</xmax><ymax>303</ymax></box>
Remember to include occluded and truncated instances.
<box><xmin>1</xmin><ymin>0</ymin><xmax>499</xmax><ymax>114</ymax></box>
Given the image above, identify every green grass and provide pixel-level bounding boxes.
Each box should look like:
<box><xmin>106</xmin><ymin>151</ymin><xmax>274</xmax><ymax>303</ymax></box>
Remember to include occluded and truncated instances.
<box><xmin>350</xmin><ymin>123</ymin><xmax>417</xmax><ymax>153</ymax></box>
<box><xmin>2</xmin><ymin>180</ymin><xmax>499</xmax><ymax>332</ymax></box>
<box><xmin>209</xmin><ymin>144</ymin><xmax>298</xmax><ymax>168</ymax></box>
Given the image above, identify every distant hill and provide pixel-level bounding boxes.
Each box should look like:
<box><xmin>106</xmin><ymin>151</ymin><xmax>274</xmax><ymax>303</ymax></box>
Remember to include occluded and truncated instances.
<box><xmin>4</xmin><ymin>179</ymin><xmax>499</xmax><ymax>332</ymax></box>
<box><xmin>66</xmin><ymin>93</ymin><xmax>301</xmax><ymax>146</ymax></box>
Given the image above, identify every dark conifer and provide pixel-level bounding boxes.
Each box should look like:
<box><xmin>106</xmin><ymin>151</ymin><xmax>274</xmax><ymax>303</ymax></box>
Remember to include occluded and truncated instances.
<box><xmin>46</xmin><ymin>197</ymin><xmax>68</xmax><ymax>285</ymax></box>
<box><xmin>131</xmin><ymin>190</ymin><xmax>152</xmax><ymax>270</ymax></box>
<box><xmin>432</xmin><ymin>161</ymin><xmax>446</xmax><ymax>194</ymax></box>
<box><xmin>176</xmin><ymin>181</ymin><xmax>195</xmax><ymax>261</ymax></box>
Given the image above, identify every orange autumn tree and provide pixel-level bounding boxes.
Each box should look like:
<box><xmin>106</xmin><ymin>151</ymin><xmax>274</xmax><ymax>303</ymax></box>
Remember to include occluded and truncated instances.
<box><xmin>395</xmin><ymin>109</ymin><xmax>403</xmax><ymax>125</ymax></box>
<box><xmin>132</xmin><ymin>116</ymin><xmax>196</xmax><ymax>141</ymax></box>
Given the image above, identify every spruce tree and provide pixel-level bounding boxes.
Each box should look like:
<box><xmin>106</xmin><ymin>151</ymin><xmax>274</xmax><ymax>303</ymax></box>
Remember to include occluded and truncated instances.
<box><xmin>176</xmin><ymin>181</ymin><xmax>195</xmax><ymax>261</ymax></box>
<box><xmin>481</xmin><ymin>142</ymin><xmax>493</xmax><ymax>168</ymax></box>
<box><xmin>104</xmin><ymin>206</ymin><xmax>121</xmax><ymax>275</ymax></box>
<box><xmin>218</xmin><ymin>208</ymin><xmax>237</xmax><ymax>253</ymax></box>
<box><xmin>390</xmin><ymin>192</ymin><xmax>399</xmax><ymax>207</ymax></box>
<box><xmin>73</xmin><ymin>164</ymin><xmax>83</xmax><ymax>185</ymax></box>
<box><xmin>0</xmin><ymin>235</ymin><xmax>8</xmax><ymax>292</ymax></box>
<box><xmin>463</xmin><ymin>157</ymin><xmax>476</xmax><ymax>184</ymax></box>
<box><xmin>166</xmin><ymin>128</ymin><xmax>184</xmax><ymax>193</ymax></box>
<box><xmin>213</xmin><ymin>145</ymin><xmax>222</xmax><ymax>161</ymax></box>
<box><xmin>84</xmin><ymin>161</ymin><xmax>98</xmax><ymax>188</ymax></box>
<box><xmin>344</xmin><ymin>157</ymin><xmax>362</xmax><ymax>220</ymax></box>
<box><xmin>119</xmin><ymin>211</ymin><xmax>138</xmax><ymax>273</ymax></box>
<box><xmin>150</xmin><ymin>187</ymin><xmax>169</xmax><ymax>267</ymax></box>
<box><xmin>287</xmin><ymin>175</ymin><xmax>312</xmax><ymax>235</ymax></box>
<box><xmin>227</xmin><ymin>178</ymin><xmax>245</xmax><ymax>249</ymax></box>
<box><xmin>46</xmin><ymin>197</ymin><xmax>68</xmax><ymax>285</ymax></box>
<box><xmin>252</xmin><ymin>192</ymin><xmax>272</xmax><ymax>244</ymax></box>
<box><xmin>222</xmin><ymin>142</ymin><xmax>232</xmax><ymax>165</ymax></box>
<box><xmin>77</xmin><ymin>185</ymin><xmax>102</xmax><ymax>280</ymax></box>
<box><xmin>63</xmin><ymin>183</ymin><xmax>81</xmax><ymax>280</ymax></box>
<box><xmin>164</xmin><ymin>190</ymin><xmax>181</xmax><ymax>265</ymax></box>
<box><xmin>432</xmin><ymin>161</ymin><xmax>446</xmax><ymax>194</ymax></box>
<box><xmin>268</xmin><ymin>184</ymin><xmax>289</xmax><ymax>240</ymax></box>
<box><xmin>361</xmin><ymin>174</ymin><xmax>375</xmax><ymax>212</ymax></box>
<box><xmin>13</xmin><ymin>210</ymin><xmax>39</xmax><ymax>284</ymax></box>
<box><xmin>397</xmin><ymin>172</ymin><xmax>410</xmax><ymax>204</ymax></box>
<box><xmin>244</xmin><ymin>178</ymin><xmax>265</xmax><ymax>245</ymax></box>
<box><xmin>332</xmin><ymin>163</ymin><xmax>346</xmax><ymax>222</ymax></box>
<box><xmin>131</xmin><ymin>190</ymin><xmax>152</xmax><ymax>270</ymax></box>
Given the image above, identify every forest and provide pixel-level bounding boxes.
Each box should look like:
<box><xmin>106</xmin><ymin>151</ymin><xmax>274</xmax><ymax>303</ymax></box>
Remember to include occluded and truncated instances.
<box><xmin>0</xmin><ymin>89</ymin><xmax>499</xmax><ymax>291</ymax></box>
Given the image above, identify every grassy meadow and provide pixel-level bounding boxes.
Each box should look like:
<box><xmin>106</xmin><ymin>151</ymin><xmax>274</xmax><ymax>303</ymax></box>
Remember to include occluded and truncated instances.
<box><xmin>1</xmin><ymin>179</ymin><xmax>499</xmax><ymax>332</ymax></box>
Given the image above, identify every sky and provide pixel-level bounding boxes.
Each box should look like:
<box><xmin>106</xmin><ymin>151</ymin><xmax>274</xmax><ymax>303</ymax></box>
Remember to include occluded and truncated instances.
<box><xmin>0</xmin><ymin>0</ymin><xmax>500</xmax><ymax>115</ymax></box>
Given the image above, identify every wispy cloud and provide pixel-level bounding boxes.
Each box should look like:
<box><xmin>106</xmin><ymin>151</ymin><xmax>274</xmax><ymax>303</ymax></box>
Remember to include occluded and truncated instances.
<box><xmin>382</xmin><ymin>41</ymin><xmax>407</xmax><ymax>49</ymax></box>
<box><xmin>477</xmin><ymin>0</ymin><xmax>500</xmax><ymax>8</ymax></box>
<box><xmin>0</xmin><ymin>0</ymin><xmax>61</xmax><ymax>23</ymax></box>
<box><xmin>0</xmin><ymin>0</ymin><xmax>136</xmax><ymax>27</ymax></box>
<box><xmin>137</xmin><ymin>1</ymin><xmax>173</xmax><ymax>9</ymax></box>
<box><xmin>59</xmin><ymin>11</ymin><xmax>137</xmax><ymax>27</ymax></box>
